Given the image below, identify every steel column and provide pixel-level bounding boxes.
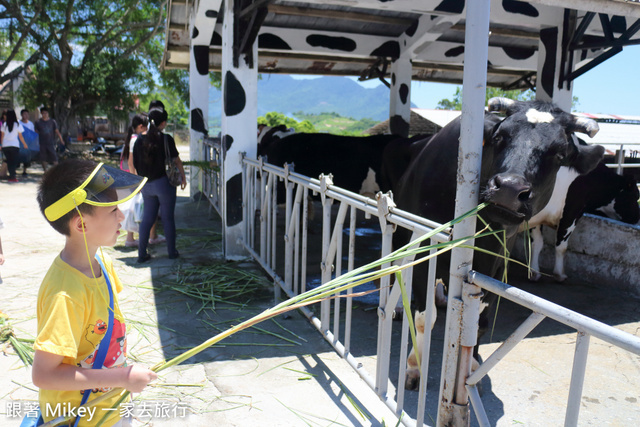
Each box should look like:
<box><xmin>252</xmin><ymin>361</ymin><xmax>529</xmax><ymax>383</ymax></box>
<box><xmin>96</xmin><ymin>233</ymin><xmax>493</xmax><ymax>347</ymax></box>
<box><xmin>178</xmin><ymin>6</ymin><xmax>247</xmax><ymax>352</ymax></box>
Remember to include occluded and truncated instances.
<box><xmin>437</xmin><ymin>0</ymin><xmax>491</xmax><ymax>425</ymax></box>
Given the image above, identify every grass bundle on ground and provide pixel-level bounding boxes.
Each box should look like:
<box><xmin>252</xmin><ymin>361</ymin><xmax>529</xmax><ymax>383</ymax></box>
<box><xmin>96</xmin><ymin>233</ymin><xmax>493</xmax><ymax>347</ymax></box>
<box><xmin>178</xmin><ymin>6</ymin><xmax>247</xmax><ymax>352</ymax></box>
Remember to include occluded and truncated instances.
<box><xmin>158</xmin><ymin>262</ymin><xmax>270</xmax><ymax>313</ymax></box>
<box><xmin>0</xmin><ymin>311</ymin><xmax>35</xmax><ymax>366</ymax></box>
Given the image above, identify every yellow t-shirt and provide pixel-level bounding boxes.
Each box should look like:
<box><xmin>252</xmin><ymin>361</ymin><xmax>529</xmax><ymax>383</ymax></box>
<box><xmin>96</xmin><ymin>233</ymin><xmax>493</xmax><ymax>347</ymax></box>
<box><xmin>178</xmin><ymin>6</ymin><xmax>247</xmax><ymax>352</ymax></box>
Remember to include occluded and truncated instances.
<box><xmin>34</xmin><ymin>254</ymin><xmax>129</xmax><ymax>427</ymax></box>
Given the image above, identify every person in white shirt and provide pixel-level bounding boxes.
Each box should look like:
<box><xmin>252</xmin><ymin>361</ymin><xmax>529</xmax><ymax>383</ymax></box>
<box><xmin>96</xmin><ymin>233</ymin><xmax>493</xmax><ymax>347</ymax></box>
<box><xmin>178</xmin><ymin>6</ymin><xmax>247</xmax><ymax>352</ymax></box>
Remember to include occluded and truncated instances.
<box><xmin>1</xmin><ymin>110</ymin><xmax>28</xmax><ymax>182</ymax></box>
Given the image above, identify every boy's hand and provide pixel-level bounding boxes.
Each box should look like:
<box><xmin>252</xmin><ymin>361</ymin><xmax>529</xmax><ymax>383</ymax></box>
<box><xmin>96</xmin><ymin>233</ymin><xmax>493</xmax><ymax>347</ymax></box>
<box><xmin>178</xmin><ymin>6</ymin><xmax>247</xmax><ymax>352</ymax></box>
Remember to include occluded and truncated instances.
<box><xmin>122</xmin><ymin>365</ymin><xmax>157</xmax><ymax>393</ymax></box>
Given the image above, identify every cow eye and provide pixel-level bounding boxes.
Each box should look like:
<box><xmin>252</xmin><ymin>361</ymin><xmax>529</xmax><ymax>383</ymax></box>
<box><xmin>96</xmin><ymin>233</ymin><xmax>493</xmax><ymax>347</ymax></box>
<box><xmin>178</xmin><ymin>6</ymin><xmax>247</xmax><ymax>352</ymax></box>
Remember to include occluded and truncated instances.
<box><xmin>556</xmin><ymin>152</ymin><xmax>566</xmax><ymax>162</ymax></box>
<box><xmin>492</xmin><ymin>134</ymin><xmax>503</xmax><ymax>145</ymax></box>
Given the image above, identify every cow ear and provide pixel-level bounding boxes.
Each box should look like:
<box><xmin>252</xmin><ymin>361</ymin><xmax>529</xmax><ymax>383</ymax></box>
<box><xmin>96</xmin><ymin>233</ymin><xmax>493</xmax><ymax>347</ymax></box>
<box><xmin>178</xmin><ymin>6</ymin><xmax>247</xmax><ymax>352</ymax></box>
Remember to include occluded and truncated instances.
<box><xmin>570</xmin><ymin>143</ymin><xmax>605</xmax><ymax>175</ymax></box>
<box><xmin>483</xmin><ymin>113</ymin><xmax>501</xmax><ymax>142</ymax></box>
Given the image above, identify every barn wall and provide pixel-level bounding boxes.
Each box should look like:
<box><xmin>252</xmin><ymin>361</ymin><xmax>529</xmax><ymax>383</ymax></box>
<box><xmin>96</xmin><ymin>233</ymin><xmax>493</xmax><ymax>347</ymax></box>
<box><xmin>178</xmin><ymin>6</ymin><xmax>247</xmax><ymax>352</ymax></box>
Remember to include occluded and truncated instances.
<box><xmin>513</xmin><ymin>215</ymin><xmax>640</xmax><ymax>296</ymax></box>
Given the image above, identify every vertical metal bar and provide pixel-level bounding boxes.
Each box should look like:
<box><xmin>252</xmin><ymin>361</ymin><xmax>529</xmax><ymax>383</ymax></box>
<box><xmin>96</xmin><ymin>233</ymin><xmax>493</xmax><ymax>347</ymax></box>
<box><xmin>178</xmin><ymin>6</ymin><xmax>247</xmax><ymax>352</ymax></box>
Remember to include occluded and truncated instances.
<box><xmin>301</xmin><ymin>187</ymin><xmax>309</xmax><ymax>294</ymax></box>
<box><xmin>565</xmin><ymin>332</ymin><xmax>591</xmax><ymax>427</ymax></box>
<box><xmin>320</xmin><ymin>175</ymin><xmax>333</xmax><ymax>332</ymax></box>
<box><xmin>293</xmin><ymin>184</ymin><xmax>301</xmax><ymax>295</ymax></box>
<box><xmin>616</xmin><ymin>146</ymin><xmax>625</xmax><ymax>175</ymax></box>
<box><xmin>271</xmin><ymin>175</ymin><xmax>277</xmax><ymax>271</ymax></box>
<box><xmin>260</xmin><ymin>169</ymin><xmax>268</xmax><ymax>262</ymax></box>
<box><xmin>333</xmin><ymin>205</ymin><xmax>344</xmax><ymax>343</ymax></box>
<box><xmin>416</xmin><ymin>239</ymin><xmax>438</xmax><ymax>427</ymax></box>
<box><xmin>375</xmin><ymin>194</ymin><xmax>395</xmax><ymax>397</ymax></box>
<box><xmin>466</xmin><ymin>384</ymin><xmax>491</xmax><ymax>427</ymax></box>
<box><xmin>242</xmin><ymin>155</ymin><xmax>248</xmax><ymax>245</ymax></box>
<box><xmin>344</xmin><ymin>205</ymin><xmax>356</xmax><ymax>354</ymax></box>
<box><xmin>284</xmin><ymin>165</ymin><xmax>294</xmax><ymax>291</ymax></box>
<box><xmin>438</xmin><ymin>0</ymin><xmax>491</xmax><ymax>424</ymax></box>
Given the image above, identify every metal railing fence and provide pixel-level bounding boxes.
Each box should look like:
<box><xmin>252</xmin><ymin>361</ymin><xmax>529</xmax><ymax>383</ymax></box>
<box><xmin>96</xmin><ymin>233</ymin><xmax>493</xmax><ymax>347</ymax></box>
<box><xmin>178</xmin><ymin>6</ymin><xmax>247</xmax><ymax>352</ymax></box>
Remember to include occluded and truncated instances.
<box><xmin>466</xmin><ymin>270</ymin><xmax>640</xmax><ymax>427</ymax></box>
<box><xmin>201</xmin><ymin>137</ymin><xmax>222</xmax><ymax>216</ymax></box>
<box><xmin>196</xmin><ymin>149</ymin><xmax>640</xmax><ymax>426</ymax></box>
<box><xmin>241</xmin><ymin>154</ymin><xmax>452</xmax><ymax>426</ymax></box>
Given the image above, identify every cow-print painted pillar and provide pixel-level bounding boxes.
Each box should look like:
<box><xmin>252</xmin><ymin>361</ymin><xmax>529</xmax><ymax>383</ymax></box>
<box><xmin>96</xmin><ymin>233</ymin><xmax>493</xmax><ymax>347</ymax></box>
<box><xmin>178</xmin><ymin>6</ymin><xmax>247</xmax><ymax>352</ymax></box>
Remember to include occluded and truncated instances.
<box><xmin>221</xmin><ymin>0</ymin><xmax>258</xmax><ymax>259</ymax></box>
<box><xmin>189</xmin><ymin>1</ymin><xmax>221</xmax><ymax>196</ymax></box>
<box><xmin>389</xmin><ymin>54</ymin><xmax>411</xmax><ymax>137</ymax></box>
<box><xmin>536</xmin><ymin>25</ymin><xmax>573</xmax><ymax>111</ymax></box>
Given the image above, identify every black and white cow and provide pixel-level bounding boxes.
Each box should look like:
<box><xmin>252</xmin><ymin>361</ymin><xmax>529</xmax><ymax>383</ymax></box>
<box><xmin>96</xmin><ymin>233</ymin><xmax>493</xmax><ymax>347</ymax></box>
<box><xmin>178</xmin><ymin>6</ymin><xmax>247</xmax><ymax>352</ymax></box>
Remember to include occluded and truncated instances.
<box><xmin>392</xmin><ymin>98</ymin><xmax>604</xmax><ymax>388</ymax></box>
<box><xmin>394</xmin><ymin>98</ymin><xmax>604</xmax><ymax>310</ymax></box>
<box><xmin>525</xmin><ymin>160</ymin><xmax>639</xmax><ymax>282</ymax></box>
<box><xmin>258</xmin><ymin>131</ymin><xmax>401</xmax><ymax>197</ymax></box>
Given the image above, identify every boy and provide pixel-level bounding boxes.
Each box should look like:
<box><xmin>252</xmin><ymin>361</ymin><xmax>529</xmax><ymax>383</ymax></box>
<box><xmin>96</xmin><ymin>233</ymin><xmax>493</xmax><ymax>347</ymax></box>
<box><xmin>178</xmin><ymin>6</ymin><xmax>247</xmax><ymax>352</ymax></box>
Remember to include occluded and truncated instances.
<box><xmin>32</xmin><ymin>159</ymin><xmax>156</xmax><ymax>426</ymax></box>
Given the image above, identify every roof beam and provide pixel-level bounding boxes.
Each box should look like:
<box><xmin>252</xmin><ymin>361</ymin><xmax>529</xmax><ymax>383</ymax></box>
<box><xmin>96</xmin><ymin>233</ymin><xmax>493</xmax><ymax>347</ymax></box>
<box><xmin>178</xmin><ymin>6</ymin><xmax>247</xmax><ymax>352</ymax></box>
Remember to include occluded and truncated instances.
<box><xmin>267</xmin><ymin>4</ymin><xmax>415</xmax><ymax>27</ymax></box>
<box><xmin>529</xmin><ymin>0</ymin><xmax>640</xmax><ymax>19</ymax></box>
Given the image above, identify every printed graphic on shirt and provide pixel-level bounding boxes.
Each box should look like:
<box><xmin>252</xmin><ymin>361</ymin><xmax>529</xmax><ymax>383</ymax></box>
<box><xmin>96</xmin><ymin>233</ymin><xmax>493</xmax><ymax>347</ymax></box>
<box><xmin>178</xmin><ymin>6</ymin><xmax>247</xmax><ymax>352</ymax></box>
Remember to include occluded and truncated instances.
<box><xmin>79</xmin><ymin>317</ymin><xmax>127</xmax><ymax>394</ymax></box>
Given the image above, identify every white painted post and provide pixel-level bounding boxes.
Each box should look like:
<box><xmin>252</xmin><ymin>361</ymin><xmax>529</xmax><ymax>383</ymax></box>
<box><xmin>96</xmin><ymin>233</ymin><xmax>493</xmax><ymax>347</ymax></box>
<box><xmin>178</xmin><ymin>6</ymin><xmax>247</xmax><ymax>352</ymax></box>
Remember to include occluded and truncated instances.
<box><xmin>189</xmin><ymin>1</ymin><xmax>221</xmax><ymax>197</ymax></box>
<box><xmin>388</xmin><ymin>54</ymin><xmax>412</xmax><ymax>137</ymax></box>
<box><xmin>221</xmin><ymin>0</ymin><xmax>258</xmax><ymax>259</ymax></box>
<box><xmin>437</xmin><ymin>0</ymin><xmax>491</xmax><ymax>425</ymax></box>
<box><xmin>536</xmin><ymin>17</ymin><xmax>574</xmax><ymax>111</ymax></box>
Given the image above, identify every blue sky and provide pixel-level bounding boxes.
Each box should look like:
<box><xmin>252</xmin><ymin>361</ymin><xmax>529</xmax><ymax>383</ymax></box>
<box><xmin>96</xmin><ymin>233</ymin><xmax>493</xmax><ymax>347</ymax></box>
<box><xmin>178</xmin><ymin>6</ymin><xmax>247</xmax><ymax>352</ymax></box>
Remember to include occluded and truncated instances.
<box><xmin>294</xmin><ymin>45</ymin><xmax>640</xmax><ymax>116</ymax></box>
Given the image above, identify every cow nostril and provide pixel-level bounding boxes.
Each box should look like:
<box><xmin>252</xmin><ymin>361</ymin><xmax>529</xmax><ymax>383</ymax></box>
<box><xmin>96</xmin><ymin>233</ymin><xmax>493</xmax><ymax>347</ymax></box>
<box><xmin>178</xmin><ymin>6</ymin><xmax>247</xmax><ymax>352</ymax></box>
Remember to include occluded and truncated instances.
<box><xmin>492</xmin><ymin>176</ymin><xmax>503</xmax><ymax>189</ymax></box>
<box><xmin>518</xmin><ymin>189</ymin><xmax>532</xmax><ymax>202</ymax></box>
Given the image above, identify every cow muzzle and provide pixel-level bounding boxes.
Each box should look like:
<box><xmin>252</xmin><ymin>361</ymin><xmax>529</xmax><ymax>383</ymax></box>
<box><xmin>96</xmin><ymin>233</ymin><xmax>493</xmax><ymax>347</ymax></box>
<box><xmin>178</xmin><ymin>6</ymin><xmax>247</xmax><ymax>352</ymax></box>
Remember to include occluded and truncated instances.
<box><xmin>483</xmin><ymin>174</ymin><xmax>532</xmax><ymax>225</ymax></box>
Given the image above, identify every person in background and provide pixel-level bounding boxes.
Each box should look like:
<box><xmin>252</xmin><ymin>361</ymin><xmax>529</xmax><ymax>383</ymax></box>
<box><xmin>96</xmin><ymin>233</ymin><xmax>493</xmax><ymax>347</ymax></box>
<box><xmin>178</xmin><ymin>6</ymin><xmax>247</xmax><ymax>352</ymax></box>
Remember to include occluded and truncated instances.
<box><xmin>34</xmin><ymin>107</ymin><xmax>65</xmax><ymax>171</ymax></box>
<box><xmin>120</xmin><ymin>114</ymin><xmax>163</xmax><ymax>248</ymax></box>
<box><xmin>133</xmin><ymin>107</ymin><xmax>186</xmax><ymax>263</ymax></box>
<box><xmin>0</xmin><ymin>214</ymin><xmax>5</xmax><ymax>284</ymax></box>
<box><xmin>0</xmin><ymin>110</ymin><xmax>7</xmax><ymax>179</ymax></box>
<box><xmin>20</xmin><ymin>109</ymin><xmax>34</xmax><ymax>132</ymax></box>
<box><xmin>1</xmin><ymin>110</ymin><xmax>28</xmax><ymax>183</ymax></box>
<box><xmin>19</xmin><ymin>109</ymin><xmax>35</xmax><ymax>176</ymax></box>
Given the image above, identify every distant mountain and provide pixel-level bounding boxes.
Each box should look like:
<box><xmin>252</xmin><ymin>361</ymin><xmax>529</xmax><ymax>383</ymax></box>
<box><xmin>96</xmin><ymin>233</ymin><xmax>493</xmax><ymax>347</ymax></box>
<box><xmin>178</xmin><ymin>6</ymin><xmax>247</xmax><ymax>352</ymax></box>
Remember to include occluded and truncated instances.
<box><xmin>209</xmin><ymin>75</ymin><xmax>416</xmax><ymax>127</ymax></box>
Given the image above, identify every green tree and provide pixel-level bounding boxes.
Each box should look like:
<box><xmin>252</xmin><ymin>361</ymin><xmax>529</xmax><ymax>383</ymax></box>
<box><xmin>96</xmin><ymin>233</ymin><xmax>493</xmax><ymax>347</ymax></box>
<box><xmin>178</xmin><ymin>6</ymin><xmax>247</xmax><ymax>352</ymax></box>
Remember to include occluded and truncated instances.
<box><xmin>436</xmin><ymin>86</ymin><xmax>579</xmax><ymax>110</ymax></box>
<box><xmin>436</xmin><ymin>86</ymin><xmax>535</xmax><ymax>110</ymax></box>
<box><xmin>12</xmin><ymin>0</ymin><xmax>166</xmax><ymax>138</ymax></box>
<box><xmin>0</xmin><ymin>1</ymin><xmax>56</xmax><ymax>85</ymax></box>
<box><xmin>258</xmin><ymin>112</ymin><xmax>316</xmax><ymax>133</ymax></box>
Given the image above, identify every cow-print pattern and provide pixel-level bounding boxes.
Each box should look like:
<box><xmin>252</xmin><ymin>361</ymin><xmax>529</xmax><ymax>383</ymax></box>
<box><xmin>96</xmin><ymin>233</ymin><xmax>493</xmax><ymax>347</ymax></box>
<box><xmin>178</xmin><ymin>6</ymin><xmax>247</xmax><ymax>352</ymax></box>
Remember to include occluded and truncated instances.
<box><xmin>208</xmin><ymin>31</ymin><xmax>220</xmax><ymax>47</ymax></box>
<box><xmin>224</xmin><ymin>134</ymin><xmax>234</xmax><ymax>153</ymax></box>
<box><xmin>503</xmin><ymin>0</ymin><xmax>539</xmax><ymax>18</ymax></box>
<box><xmin>370</xmin><ymin>41</ymin><xmax>400</xmax><ymax>59</ymax></box>
<box><xmin>445</xmin><ymin>46</ymin><xmax>465</xmax><ymax>57</ymax></box>
<box><xmin>399</xmin><ymin>84</ymin><xmax>409</xmax><ymax>105</ymax></box>
<box><xmin>539</xmin><ymin>27</ymin><xmax>558</xmax><ymax>99</ymax></box>
<box><xmin>205</xmin><ymin>10</ymin><xmax>218</xmax><ymax>18</ymax></box>
<box><xmin>192</xmin><ymin>27</ymin><xmax>199</xmax><ymax>39</ymax></box>
<box><xmin>224</xmin><ymin>71</ymin><xmax>246</xmax><ymax>117</ymax></box>
<box><xmin>193</xmin><ymin>45</ymin><xmax>209</xmax><ymax>75</ymax></box>
<box><xmin>226</xmin><ymin>173</ymin><xmax>243</xmax><ymax>226</ymax></box>
<box><xmin>259</xmin><ymin>33</ymin><xmax>291</xmax><ymax>50</ymax></box>
<box><xmin>307</xmin><ymin>34</ymin><xmax>356</xmax><ymax>52</ymax></box>
<box><xmin>435</xmin><ymin>0</ymin><xmax>464</xmax><ymax>14</ymax></box>
<box><xmin>502</xmin><ymin>46</ymin><xmax>536</xmax><ymax>60</ymax></box>
<box><xmin>405</xmin><ymin>20</ymin><xmax>418</xmax><ymax>37</ymax></box>
<box><xmin>190</xmin><ymin>108</ymin><xmax>206</xmax><ymax>133</ymax></box>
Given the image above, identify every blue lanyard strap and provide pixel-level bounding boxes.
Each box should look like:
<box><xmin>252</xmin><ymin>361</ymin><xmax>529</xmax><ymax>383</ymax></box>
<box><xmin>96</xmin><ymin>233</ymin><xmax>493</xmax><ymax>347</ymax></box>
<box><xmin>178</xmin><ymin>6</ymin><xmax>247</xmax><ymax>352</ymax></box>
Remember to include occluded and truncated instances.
<box><xmin>74</xmin><ymin>256</ymin><xmax>114</xmax><ymax>427</ymax></box>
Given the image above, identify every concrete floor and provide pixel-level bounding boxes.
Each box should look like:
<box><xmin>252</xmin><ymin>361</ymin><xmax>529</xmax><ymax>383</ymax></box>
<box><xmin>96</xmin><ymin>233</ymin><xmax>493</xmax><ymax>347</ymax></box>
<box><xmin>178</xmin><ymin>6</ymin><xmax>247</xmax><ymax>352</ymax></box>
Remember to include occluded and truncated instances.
<box><xmin>0</xmin><ymin>158</ymin><xmax>639</xmax><ymax>426</ymax></box>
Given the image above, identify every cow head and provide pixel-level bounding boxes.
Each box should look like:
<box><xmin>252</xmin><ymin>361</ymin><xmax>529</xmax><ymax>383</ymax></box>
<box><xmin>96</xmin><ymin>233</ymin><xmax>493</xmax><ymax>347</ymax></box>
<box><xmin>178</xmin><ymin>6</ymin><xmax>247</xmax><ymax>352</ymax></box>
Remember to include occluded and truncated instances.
<box><xmin>480</xmin><ymin>98</ymin><xmax>604</xmax><ymax>235</ymax></box>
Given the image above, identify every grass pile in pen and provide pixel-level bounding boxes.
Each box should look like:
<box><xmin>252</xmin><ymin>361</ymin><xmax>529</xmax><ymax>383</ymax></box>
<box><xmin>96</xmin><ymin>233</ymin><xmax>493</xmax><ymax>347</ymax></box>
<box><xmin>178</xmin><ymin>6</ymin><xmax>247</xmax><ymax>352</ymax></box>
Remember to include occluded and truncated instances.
<box><xmin>158</xmin><ymin>262</ymin><xmax>270</xmax><ymax>313</ymax></box>
<box><xmin>0</xmin><ymin>311</ymin><xmax>35</xmax><ymax>366</ymax></box>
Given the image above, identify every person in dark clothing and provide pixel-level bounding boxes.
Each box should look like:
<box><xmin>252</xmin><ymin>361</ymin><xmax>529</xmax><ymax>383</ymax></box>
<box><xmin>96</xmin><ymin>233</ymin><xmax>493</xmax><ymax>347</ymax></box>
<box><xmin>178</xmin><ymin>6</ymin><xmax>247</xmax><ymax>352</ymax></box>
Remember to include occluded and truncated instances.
<box><xmin>132</xmin><ymin>107</ymin><xmax>186</xmax><ymax>263</ymax></box>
